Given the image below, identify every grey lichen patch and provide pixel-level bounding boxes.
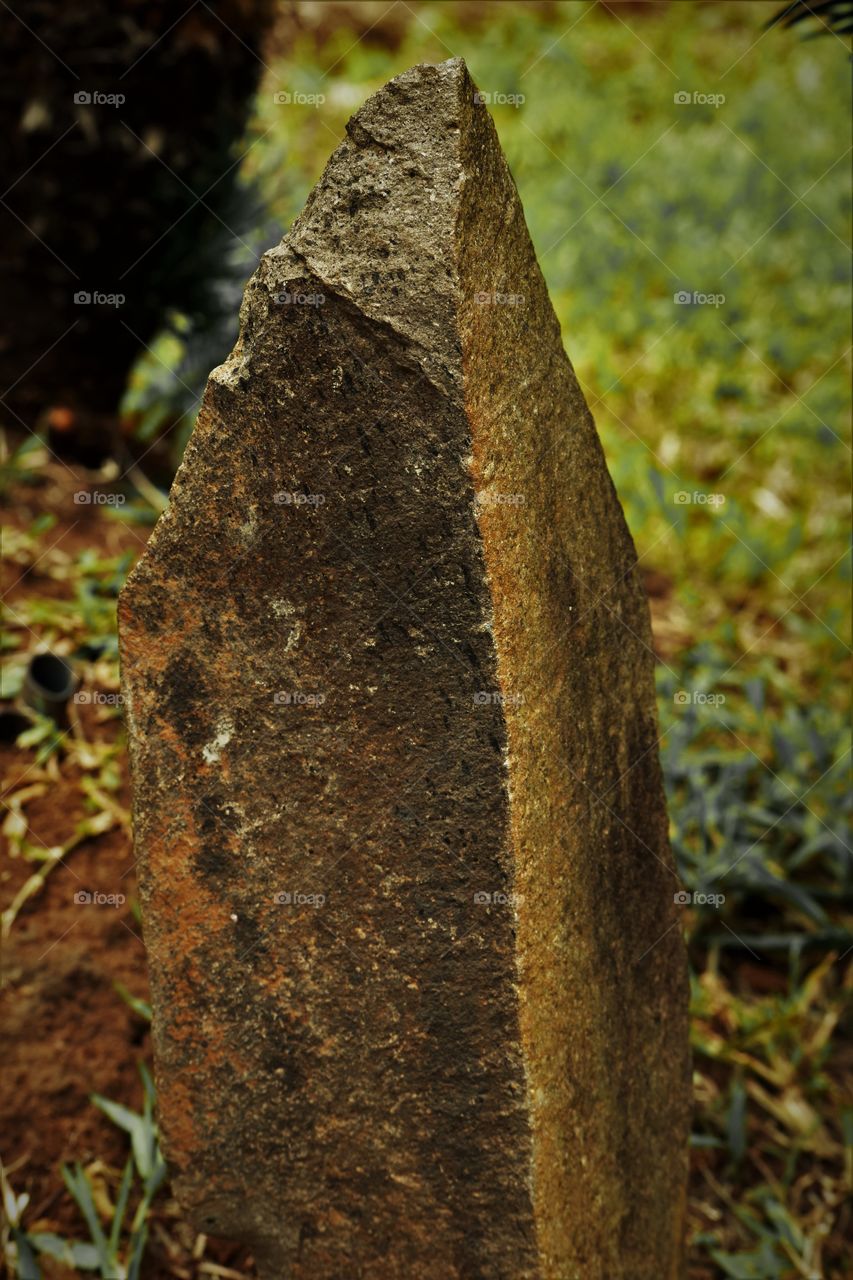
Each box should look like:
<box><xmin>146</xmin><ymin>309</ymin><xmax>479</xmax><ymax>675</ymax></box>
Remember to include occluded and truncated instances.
<box><xmin>208</xmin><ymin>348</ymin><xmax>251</xmax><ymax>392</ymax></box>
<box><xmin>201</xmin><ymin>718</ymin><xmax>234</xmax><ymax>765</ymax></box>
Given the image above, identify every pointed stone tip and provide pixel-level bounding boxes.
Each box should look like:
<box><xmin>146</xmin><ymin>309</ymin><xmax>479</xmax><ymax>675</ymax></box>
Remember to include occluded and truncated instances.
<box><xmin>390</xmin><ymin>54</ymin><xmax>469</xmax><ymax>83</ymax></box>
<box><xmin>424</xmin><ymin>54</ymin><xmax>470</xmax><ymax>83</ymax></box>
<box><xmin>354</xmin><ymin>54</ymin><xmax>472</xmax><ymax>123</ymax></box>
<box><xmin>271</xmin><ymin>54</ymin><xmax>493</xmax><ymax>400</ymax></box>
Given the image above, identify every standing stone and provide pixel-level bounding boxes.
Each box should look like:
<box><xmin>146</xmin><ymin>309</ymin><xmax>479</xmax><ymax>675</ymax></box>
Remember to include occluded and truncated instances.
<box><xmin>119</xmin><ymin>58</ymin><xmax>690</xmax><ymax>1280</ymax></box>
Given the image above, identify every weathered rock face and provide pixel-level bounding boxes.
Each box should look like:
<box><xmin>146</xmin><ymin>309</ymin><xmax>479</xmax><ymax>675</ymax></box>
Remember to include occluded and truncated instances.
<box><xmin>119</xmin><ymin>57</ymin><xmax>690</xmax><ymax>1280</ymax></box>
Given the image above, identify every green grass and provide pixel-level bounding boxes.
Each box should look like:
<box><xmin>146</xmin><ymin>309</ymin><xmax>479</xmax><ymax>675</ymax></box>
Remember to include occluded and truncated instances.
<box><xmin>3</xmin><ymin>1063</ymin><xmax>165</xmax><ymax>1280</ymax></box>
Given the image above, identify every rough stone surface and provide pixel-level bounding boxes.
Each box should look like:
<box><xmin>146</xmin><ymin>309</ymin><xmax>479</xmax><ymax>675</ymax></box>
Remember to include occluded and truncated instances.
<box><xmin>119</xmin><ymin>58</ymin><xmax>690</xmax><ymax>1280</ymax></box>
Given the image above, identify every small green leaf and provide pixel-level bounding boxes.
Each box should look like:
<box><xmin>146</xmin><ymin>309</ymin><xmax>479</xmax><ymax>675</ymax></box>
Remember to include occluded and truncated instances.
<box><xmin>11</xmin><ymin>1229</ymin><xmax>42</xmax><ymax>1280</ymax></box>
<box><xmin>29</xmin><ymin>1233</ymin><xmax>101</xmax><ymax>1270</ymax></box>
<box><xmin>727</xmin><ymin>1076</ymin><xmax>747</xmax><ymax>1163</ymax></box>
<box><xmin>113</xmin><ymin>982</ymin><xmax>152</xmax><ymax>1022</ymax></box>
<box><xmin>91</xmin><ymin>1095</ymin><xmax>154</xmax><ymax>1183</ymax></box>
<box><xmin>109</xmin><ymin>1159</ymin><xmax>134</xmax><ymax>1255</ymax></box>
<box><xmin>710</xmin><ymin>1241</ymin><xmax>786</xmax><ymax>1278</ymax></box>
<box><xmin>61</xmin><ymin>1163</ymin><xmax>108</xmax><ymax>1260</ymax></box>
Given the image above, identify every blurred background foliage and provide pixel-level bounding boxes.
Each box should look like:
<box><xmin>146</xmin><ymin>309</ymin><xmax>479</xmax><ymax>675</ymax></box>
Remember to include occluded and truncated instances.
<box><xmin>2</xmin><ymin>2</ymin><xmax>851</xmax><ymax>1277</ymax></box>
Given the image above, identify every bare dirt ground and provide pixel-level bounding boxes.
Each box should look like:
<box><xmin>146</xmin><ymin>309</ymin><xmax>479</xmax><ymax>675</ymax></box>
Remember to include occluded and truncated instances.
<box><xmin>1</xmin><ymin>460</ymin><xmax>257</xmax><ymax>1278</ymax></box>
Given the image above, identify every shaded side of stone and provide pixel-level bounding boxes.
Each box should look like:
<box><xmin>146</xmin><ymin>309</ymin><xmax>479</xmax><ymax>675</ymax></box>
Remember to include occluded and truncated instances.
<box><xmin>454</xmin><ymin>65</ymin><xmax>691</xmax><ymax>1280</ymax></box>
